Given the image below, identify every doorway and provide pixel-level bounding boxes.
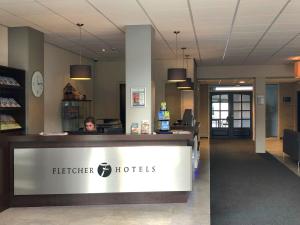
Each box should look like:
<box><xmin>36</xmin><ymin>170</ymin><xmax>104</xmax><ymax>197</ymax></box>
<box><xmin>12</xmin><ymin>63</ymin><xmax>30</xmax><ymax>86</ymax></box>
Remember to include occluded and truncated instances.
<box><xmin>210</xmin><ymin>92</ymin><xmax>252</xmax><ymax>138</ymax></box>
<box><xmin>297</xmin><ymin>91</ymin><xmax>300</xmax><ymax>132</ymax></box>
<box><xmin>119</xmin><ymin>83</ymin><xmax>126</xmax><ymax>130</ymax></box>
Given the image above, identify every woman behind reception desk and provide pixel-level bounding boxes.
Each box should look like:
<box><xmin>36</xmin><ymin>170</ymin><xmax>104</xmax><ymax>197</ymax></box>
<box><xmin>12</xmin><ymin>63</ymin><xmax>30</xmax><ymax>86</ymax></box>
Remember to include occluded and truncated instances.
<box><xmin>68</xmin><ymin>116</ymin><xmax>97</xmax><ymax>135</ymax></box>
<box><xmin>69</xmin><ymin>117</ymin><xmax>123</xmax><ymax>135</ymax></box>
<box><xmin>84</xmin><ymin>116</ymin><xmax>96</xmax><ymax>132</ymax></box>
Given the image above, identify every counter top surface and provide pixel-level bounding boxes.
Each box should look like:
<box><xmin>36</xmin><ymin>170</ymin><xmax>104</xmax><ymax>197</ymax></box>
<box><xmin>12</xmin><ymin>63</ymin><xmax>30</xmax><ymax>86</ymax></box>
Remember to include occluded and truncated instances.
<box><xmin>2</xmin><ymin>133</ymin><xmax>193</xmax><ymax>143</ymax></box>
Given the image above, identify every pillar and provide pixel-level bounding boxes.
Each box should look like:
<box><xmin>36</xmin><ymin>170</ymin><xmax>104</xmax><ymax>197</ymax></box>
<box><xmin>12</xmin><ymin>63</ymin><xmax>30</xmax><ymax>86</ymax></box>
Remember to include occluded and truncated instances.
<box><xmin>125</xmin><ymin>25</ymin><xmax>154</xmax><ymax>134</ymax></box>
<box><xmin>8</xmin><ymin>27</ymin><xmax>44</xmax><ymax>134</ymax></box>
<box><xmin>255</xmin><ymin>77</ymin><xmax>266</xmax><ymax>153</ymax></box>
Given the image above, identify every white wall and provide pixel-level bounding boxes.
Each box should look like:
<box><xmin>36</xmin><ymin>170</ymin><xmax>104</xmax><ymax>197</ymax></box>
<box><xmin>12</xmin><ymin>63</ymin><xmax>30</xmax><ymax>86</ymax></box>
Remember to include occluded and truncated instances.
<box><xmin>198</xmin><ymin>64</ymin><xmax>296</xmax><ymax>144</ymax></box>
<box><xmin>255</xmin><ymin>77</ymin><xmax>266</xmax><ymax>153</ymax></box>
<box><xmin>279</xmin><ymin>83</ymin><xmax>296</xmax><ymax>137</ymax></box>
<box><xmin>125</xmin><ymin>25</ymin><xmax>154</xmax><ymax>133</ymax></box>
<box><xmin>92</xmin><ymin>58</ymin><xmax>195</xmax><ymax>125</ymax></box>
<box><xmin>0</xmin><ymin>25</ymin><xmax>8</xmax><ymax>66</ymax></box>
<box><xmin>199</xmin><ymin>84</ymin><xmax>209</xmax><ymax>137</ymax></box>
<box><xmin>8</xmin><ymin>27</ymin><xmax>44</xmax><ymax>134</ymax></box>
<box><xmin>94</xmin><ymin>61</ymin><xmax>125</xmax><ymax>119</ymax></box>
<box><xmin>153</xmin><ymin>58</ymin><xmax>194</xmax><ymax>117</ymax></box>
<box><xmin>44</xmin><ymin>43</ymin><xmax>94</xmax><ymax>132</ymax></box>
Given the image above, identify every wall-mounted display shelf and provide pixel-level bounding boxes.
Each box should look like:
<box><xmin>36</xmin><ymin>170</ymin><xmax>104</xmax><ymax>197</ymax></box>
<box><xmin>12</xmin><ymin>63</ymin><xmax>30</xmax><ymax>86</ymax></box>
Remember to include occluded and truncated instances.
<box><xmin>0</xmin><ymin>66</ymin><xmax>25</xmax><ymax>134</ymax></box>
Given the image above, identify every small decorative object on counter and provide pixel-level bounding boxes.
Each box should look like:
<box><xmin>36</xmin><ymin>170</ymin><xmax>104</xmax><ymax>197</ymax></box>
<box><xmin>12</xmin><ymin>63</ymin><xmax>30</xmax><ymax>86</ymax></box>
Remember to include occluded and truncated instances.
<box><xmin>141</xmin><ymin>120</ymin><xmax>150</xmax><ymax>134</ymax></box>
<box><xmin>160</xmin><ymin>101</ymin><xmax>167</xmax><ymax>111</ymax></box>
<box><xmin>131</xmin><ymin>122</ymin><xmax>139</xmax><ymax>134</ymax></box>
<box><xmin>157</xmin><ymin>101</ymin><xmax>172</xmax><ymax>134</ymax></box>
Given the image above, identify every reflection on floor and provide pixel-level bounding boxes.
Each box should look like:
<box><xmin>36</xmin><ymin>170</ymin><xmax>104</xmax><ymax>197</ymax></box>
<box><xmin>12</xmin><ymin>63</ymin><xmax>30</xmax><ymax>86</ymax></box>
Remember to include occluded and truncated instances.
<box><xmin>0</xmin><ymin>139</ymin><xmax>210</xmax><ymax>225</ymax></box>
<box><xmin>266</xmin><ymin>138</ymin><xmax>299</xmax><ymax>177</ymax></box>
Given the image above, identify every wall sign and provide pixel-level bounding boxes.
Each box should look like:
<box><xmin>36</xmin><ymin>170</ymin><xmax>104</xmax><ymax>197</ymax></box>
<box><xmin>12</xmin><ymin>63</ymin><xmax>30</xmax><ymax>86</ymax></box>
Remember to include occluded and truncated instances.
<box><xmin>131</xmin><ymin>88</ymin><xmax>145</xmax><ymax>107</ymax></box>
<box><xmin>14</xmin><ymin>146</ymin><xmax>192</xmax><ymax>195</ymax></box>
<box><xmin>256</xmin><ymin>95</ymin><xmax>265</xmax><ymax>105</ymax></box>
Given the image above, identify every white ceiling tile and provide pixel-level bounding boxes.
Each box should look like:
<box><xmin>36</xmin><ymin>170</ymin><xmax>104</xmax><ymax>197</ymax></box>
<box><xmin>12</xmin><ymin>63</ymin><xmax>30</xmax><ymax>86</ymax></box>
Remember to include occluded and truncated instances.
<box><xmin>0</xmin><ymin>0</ymin><xmax>298</xmax><ymax>64</ymax></box>
<box><xmin>0</xmin><ymin>10</ymin><xmax>29</xmax><ymax>26</ymax></box>
<box><xmin>87</xmin><ymin>0</ymin><xmax>149</xmax><ymax>26</ymax></box>
<box><xmin>223</xmin><ymin>56</ymin><xmax>245</xmax><ymax>65</ymax></box>
<box><xmin>191</xmin><ymin>0</ymin><xmax>237</xmax><ymax>9</ymax></box>
<box><xmin>0</xmin><ymin>0</ymin><xmax>33</xmax><ymax>3</ymax></box>
<box><xmin>0</xmin><ymin>1</ymin><xmax>48</xmax><ymax>16</ymax></box>
<box><xmin>237</xmin><ymin>0</ymin><xmax>288</xmax><ymax>16</ymax></box>
<box><xmin>233</xmin><ymin>24</ymin><xmax>268</xmax><ymax>32</ymax></box>
<box><xmin>280</xmin><ymin>0</ymin><xmax>300</xmax><ymax>14</ymax></box>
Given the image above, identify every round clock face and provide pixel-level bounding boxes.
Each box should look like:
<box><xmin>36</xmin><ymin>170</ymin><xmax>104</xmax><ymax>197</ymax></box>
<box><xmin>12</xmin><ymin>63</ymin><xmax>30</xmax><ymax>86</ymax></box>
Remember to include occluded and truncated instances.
<box><xmin>32</xmin><ymin>71</ymin><xmax>44</xmax><ymax>97</ymax></box>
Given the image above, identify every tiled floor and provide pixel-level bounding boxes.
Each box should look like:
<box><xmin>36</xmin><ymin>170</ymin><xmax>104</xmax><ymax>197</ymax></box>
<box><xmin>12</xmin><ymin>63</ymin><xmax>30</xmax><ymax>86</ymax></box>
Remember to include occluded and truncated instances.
<box><xmin>266</xmin><ymin>138</ymin><xmax>300</xmax><ymax>177</ymax></box>
<box><xmin>0</xmin><ymin>139</ymin><xmax>211</xmax><ymax>225</ymax></box>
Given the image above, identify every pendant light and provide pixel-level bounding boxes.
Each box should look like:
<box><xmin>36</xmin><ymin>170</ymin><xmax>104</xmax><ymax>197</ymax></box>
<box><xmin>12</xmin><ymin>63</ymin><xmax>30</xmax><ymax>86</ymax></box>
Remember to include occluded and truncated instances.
<box><xmin>177</xmin><ymin>78</ymin><xmax>193</xmax><ymax>90</ymax></box>
<box><xmin>70</xmin><ymin>23</ymin><xmax>92</xmax><ymax>80</ymax></box>
<box><xmin>177</xmin><ymin>53</ymin><xmax>194</xmax><ymax>91</ymax></box>
<box><xmin>167</xmin><ymin>31</ymin><xmax>186</xmax><ymax>82</ymax></box>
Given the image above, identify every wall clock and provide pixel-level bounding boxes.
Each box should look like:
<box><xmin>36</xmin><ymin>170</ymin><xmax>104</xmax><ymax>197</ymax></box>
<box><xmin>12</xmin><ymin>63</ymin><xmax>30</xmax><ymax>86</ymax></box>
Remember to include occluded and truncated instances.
<box><xmin>32</xmin><ymin>71</ymin><xmax>44</xmax><ymax>97</ymax></box>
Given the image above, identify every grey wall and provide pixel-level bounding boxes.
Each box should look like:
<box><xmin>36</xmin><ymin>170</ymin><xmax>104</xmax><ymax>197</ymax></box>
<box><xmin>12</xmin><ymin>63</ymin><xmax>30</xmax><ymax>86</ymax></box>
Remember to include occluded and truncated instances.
<box><xmin>153</xmin><ymin>59</ymin><xmax>194</xmax><ymax>121</ymax></box>
<box><xmin>94</xmin><ymin>61</ymin><xmax>125</xmax><ymax>119</ymax></box>
<box><xmin>199</xmin><ymin>84</ymin><xmax>209</xmax><ymax>137</ymax></box>
<box><xmin>165</xmin><ymin>83</ymin><xmax>181</xmax><ymax>124</ymax></box>
<box><xmin>194</xmin><ymin>60</ymin><xmax>200</xmax><ymax>122</ymax></box>
<box><xmin>279</xmin><ymin>83</ymin><xmax>296</xmax><ymax>137</ymax></box>
<box><xmin>0</xmin><ymin>25</ymin><xmax>8</xmax><ymax>66</ymax></box>
<box><xmin>125</xmin><ymin>25</ymin><xmax>154</xmax><ymax>133</ymax></box>
<box><xmin>44</xmin><ymin>43</ymin><xmax>94</xmax><ymax>133</ymax></box>
<box><xmin>8</xmin><ymin>27</ymin><xmax>44</xmax><ymax>134</ymax></box>
<box><xmin>92</xmin><ymin>58</ymin><xmax>196</xmax><ymax>130</ymax></box>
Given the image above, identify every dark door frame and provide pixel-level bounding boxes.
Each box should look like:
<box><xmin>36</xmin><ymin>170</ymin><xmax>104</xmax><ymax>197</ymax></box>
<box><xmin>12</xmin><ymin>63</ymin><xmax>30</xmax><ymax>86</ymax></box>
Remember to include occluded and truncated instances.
<box><xmin>119</xmin><ymin>83</ymin><xmax>126</xmax><ymax>132</ymax></box>
<box><xmin>210</xmin><ymin>91</ymin><xmax>253</xmax><ymax>139</ymax></box>
<box><xmin>297</xmin><ymin>91</ymin><xmax>300</xmax><ymax>132</ymax></box>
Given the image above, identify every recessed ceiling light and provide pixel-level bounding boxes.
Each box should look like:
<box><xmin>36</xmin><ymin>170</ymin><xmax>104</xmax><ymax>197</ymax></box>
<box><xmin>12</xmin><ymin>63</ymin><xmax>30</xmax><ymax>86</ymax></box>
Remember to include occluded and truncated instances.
<box><xmin>215</xmin><ymin>86</ymin><xmax>253</xmax><ymax>91</ymax></box>
<box><xmin>239</xmin><ymin>81</ymin><xmax>245</xmax><ymax>84</ymax></box>
<box><xmin>288</xmin><ymin>56</ymin><xmax>300</xmax><ymax>61</ymax></box>
<box><xmin>101</xmin><ymin>48</ymin><xmax>106</xmax><ymax>52</ymax></box>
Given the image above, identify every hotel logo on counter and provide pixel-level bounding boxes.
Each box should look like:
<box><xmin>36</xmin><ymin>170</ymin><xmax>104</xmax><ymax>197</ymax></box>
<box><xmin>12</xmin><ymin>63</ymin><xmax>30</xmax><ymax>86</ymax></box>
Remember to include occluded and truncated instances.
<box><xmin>14</xmin><ymin>146</ymin><xmax>191</xmax><ymax>195</ymax></box>
<box><xmin>97</xmin><ymin>163</ymin><xmax>112</xmax><ymax>177</ymax></box>
<box><xmin>52</xmin><ymin>162</ymin><xmax>156</xmax><ymax>177</ymax></box>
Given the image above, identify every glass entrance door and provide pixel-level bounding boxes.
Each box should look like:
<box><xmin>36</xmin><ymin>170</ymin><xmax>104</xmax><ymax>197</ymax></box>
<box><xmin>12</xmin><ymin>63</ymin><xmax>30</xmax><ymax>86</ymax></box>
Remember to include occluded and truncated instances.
<box><xmin>211</xmin><ymin>94</ymin><xmax>229</xmax><ymax>136</ymax></box>
<box><xmin>210</xmin><ymin>92</ymin><xmax>252</xmax><ymax>138</ymax></box>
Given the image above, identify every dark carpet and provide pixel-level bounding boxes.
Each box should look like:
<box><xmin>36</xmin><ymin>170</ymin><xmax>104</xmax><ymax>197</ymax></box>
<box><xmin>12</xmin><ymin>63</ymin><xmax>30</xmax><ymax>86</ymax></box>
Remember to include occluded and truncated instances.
<box><xmin>210</xmin><ymin>139</ymin><xmax>300</xmax><ymax>225</ymax></box>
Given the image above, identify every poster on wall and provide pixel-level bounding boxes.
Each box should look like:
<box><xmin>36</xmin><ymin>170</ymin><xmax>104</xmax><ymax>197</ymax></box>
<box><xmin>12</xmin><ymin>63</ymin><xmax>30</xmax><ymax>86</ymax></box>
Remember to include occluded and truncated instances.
<box><xmin>131</xmin><ymin>88</ymin><xmax>146</xmax><ymax>107</ymax></box>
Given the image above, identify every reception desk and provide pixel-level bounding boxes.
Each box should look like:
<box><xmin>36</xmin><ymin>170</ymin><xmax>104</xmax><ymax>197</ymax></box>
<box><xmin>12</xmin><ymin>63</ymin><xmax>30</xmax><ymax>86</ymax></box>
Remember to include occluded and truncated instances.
<box><xmin>0</xmin><ymin>134</ymin><xmax>193</xmax><ymax>211</ymax></box>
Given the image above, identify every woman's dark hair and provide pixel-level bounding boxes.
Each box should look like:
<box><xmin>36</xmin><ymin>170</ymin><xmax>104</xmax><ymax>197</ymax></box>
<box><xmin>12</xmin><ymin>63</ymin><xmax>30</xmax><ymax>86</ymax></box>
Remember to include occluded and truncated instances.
<box><xmin>84</xmin><ymin>116</ymin><xmax>95</xmax><ymax>126</ymax></box>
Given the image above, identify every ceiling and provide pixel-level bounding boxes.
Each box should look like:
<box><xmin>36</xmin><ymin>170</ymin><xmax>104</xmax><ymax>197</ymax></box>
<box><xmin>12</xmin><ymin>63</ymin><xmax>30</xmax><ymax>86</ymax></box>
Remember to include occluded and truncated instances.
<box><xmin>0</xmin><ymin>0</ymin><xmax>300</xmax><ymax>65</ymax></box>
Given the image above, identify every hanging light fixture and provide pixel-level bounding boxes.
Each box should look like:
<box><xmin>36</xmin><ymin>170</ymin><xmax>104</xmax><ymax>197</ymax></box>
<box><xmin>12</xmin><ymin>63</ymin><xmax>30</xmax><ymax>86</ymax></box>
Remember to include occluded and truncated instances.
<box><xmin>177</xmin><ymin>53</ymin><xmax>194</xmax><ymax>91</ymax></box>
<box><xmin>167</xmin><ymin>31</ymin><xmax>186</xmax><ymax>82</ymax></box>
<box><xmin>177</xmin><ymin>78</ymin><xmax>193</xmax><ymax>89</ymax></box>
<box><xmin>70</xmin><ymin>23</ymin><xmax>92</xmax><ymax>80</ymax></box>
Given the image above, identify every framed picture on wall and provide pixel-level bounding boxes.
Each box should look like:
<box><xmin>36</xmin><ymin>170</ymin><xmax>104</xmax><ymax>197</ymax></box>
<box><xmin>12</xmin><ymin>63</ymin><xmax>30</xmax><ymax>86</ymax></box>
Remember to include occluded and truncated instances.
<box><xmin>131</xmin><ymin>88</ymin><xmax>146</xmax><ymax>107</ymax></box>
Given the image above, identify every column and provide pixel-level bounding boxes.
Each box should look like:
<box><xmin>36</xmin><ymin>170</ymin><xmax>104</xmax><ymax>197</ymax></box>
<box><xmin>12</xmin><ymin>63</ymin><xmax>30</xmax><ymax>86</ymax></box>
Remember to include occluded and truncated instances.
<box><xmin>8</xmin><ymin>27</ymin><xmax>44</xmax><ymax>134</ymax></box>
<box><xmin>255</xmin><ymin>77</ymin><xmax>266</xmax><ymax>153</ymax></box>
<box><xmin>125</xmin><ymin>25</ymin><xmax>154</xmax><ymax>134</ymax></box>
